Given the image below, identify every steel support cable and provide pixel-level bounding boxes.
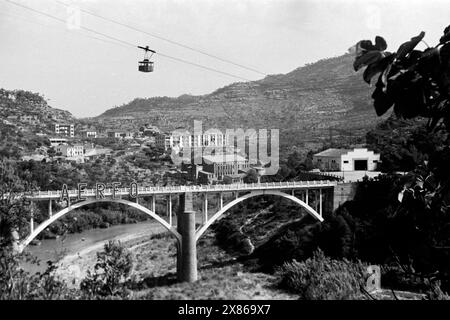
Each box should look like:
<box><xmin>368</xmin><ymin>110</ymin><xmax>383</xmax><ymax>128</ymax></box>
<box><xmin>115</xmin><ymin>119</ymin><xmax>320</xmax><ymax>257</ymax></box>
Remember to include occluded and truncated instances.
<box><xmin>53</xmin><ymin>0</ymin><xmax>267</xmax><ymax>76</ymax></box>
<box><xmin>3</xmin><ymin>0</ymin><xmax>251</xmax><ymax>81</ymax></box>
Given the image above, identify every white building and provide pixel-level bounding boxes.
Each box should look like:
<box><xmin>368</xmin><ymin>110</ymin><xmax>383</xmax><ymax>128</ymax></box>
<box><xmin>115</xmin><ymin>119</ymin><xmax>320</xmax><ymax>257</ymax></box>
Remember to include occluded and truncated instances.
<box><xmin>107</xmin><ymin>131</ymin><xmax>123</xmax><ymax>139</ymax></box>
<box><xmin>54</xmin><ymin>124</ymin><xmax>75</xmax><ymax>138</ymax></box>
<box><xmin>56</xmin><ymin>144</ymin><xmax>84</xmax><ymax>157</ymax></box>
<box><xmin>156</xmin><ymin>133</ymin><xmax>231</xmax><ymax>150</ymax></box>
<box><xmin>49</xmin><ymin>137</ymin><xmax>68</xmax><ymax>147</ymax></box>
<box><xmin>80</xmin><ymin>130</ymin><xmax>97</xmax><ymax>138</ymax></box>
<box><xmin>313</xmin><ymin>148</ymin><xmax>380</xmax><ymax>172</ymax></box>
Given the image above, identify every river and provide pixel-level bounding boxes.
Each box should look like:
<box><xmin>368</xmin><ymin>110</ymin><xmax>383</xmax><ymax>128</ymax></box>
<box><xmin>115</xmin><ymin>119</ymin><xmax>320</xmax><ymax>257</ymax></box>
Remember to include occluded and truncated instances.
<box><xmin>22</xmin><ymin>220</ymin><xmax>166</xmax><ymax>274</ymax></box>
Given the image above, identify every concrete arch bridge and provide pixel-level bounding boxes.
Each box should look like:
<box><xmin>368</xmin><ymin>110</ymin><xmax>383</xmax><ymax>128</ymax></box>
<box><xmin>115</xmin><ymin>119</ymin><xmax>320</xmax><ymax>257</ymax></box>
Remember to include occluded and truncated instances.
<box><xmin>18</xmin><ymin>181</ymin><xmax>339</xmax><ymax>282</ymax></box>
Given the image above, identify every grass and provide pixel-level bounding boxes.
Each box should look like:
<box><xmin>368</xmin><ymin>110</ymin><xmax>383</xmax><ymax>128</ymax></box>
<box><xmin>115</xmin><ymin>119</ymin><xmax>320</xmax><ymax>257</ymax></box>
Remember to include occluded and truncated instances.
<box><xmin>122</xmin><ymin>231</ymin><xmax>299</xmax><ymax>300</ymax></box>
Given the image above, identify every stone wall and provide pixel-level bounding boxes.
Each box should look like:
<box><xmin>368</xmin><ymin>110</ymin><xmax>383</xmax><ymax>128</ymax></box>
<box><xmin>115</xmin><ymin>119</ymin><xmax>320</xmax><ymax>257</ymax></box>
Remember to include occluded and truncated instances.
<box><xmin>333</xmin><ymin>182</ymin><xmax>358</xmax><ymax>210</ymax></box>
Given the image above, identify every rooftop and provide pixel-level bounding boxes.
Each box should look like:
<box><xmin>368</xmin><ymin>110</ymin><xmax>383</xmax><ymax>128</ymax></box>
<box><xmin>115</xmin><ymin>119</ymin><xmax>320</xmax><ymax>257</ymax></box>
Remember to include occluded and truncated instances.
<box><xmin>314</xmin><ymin>148</ymin><xmax>352</xmax><ymax>157</ymax></box>
<box><xmin>84</xmin><ymin>148</ymin><xmax>112</xmax><ymax>157</ymax></box>
<box><xmin>203</xmin><ymin>154</ymin><xmax>247</xmax><ymax>164</ymax></box>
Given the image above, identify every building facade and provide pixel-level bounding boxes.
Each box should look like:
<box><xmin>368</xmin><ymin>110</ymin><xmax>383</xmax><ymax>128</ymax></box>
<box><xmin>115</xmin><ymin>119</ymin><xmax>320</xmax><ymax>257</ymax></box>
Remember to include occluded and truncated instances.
<box><xmin>49</xmin><ymin>137</ymin><xmax>68</xmax><ymax>147</ymax></box>
<box><xmin>107</xmin><ymin>131</ymin><xmax>123</xmax><ymax>139</ymax></box>
<box><xmin>156</xmin><ymin>133</ymin><xmax>231</xmax><ymax>151</ymax></box>
<box><xmin>54</xmin><ymin>124</ymin><xmax>74</xmax><ymax>138</ymax></box>
<box><xmin>56</xmin><ymin>144</ymin><xmax>84</xmax><ymax>157</ymax></box>
<box><xmin>313</xmin><ymin>148</ymin><xmax>380</xmax><ymax>172</ymax></box>
<box><xmin>80</xmin><ymin>130</ymin><xmax>98</xmax><ymax>138</ymax></box>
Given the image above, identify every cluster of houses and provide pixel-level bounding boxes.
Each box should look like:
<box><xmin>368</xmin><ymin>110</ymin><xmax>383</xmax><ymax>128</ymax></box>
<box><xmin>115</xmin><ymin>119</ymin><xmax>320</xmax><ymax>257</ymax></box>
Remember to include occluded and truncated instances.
<box><xmin>41</xmin><ymin>123</ymin><xmax>163</xmax><ymax>164</ymax></box>
<box><xmin>45</xmin><ymin>120</ymin><xmax>383</xmax><ymax>183</ymax></box>
<box><xmin>48</xmin><ymin>138</ymin><xmax>112</xmax><ymax>163</ymax></box>
<box><xmin>62</xmin><ymin>123</ymin><xmax>162</xmax><ymax>140</ymax></box>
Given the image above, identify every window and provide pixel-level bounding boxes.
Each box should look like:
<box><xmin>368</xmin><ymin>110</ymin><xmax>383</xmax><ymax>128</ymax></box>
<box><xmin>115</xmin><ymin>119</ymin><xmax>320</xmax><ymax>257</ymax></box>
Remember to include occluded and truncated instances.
<box><xmin>343</xmin><ymin>160</ymin><xmax>349</xmax><ymax>164</ymax></box>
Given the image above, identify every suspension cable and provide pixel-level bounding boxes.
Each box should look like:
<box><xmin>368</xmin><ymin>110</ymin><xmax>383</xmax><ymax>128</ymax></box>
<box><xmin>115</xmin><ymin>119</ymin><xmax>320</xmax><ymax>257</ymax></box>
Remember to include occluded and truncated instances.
<box><xmin>3</xmin><ymin>0</ymin><xmax>252</xmax><ymax>81</ymax></box>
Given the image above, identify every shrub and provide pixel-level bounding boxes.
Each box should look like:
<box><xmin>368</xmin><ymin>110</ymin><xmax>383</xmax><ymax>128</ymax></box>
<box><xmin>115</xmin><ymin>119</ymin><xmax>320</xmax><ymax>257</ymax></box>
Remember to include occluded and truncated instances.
<box><xmin>80</xmin><ymin>241</ymin><xmax>133</xmax><ymax>298</ymax></box>
<box><xmin>0</xmin><ymin>249</ymin><xmax>71</xmax><ymax>300</ymax></box>
<box><xmin>424</xmin><ymin>280</ymin><xmax>450</xmax><ymax>300</ymax></box>
<box><xmin>276</xmin><ymin>249</ymin><xmax>367</xmax><ymax>300</ymax></box>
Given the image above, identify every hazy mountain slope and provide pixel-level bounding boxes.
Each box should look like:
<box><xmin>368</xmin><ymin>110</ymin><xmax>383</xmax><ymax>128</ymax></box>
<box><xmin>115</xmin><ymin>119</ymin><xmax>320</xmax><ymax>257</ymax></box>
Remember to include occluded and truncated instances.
<box><xmin>96</xmin><ymin>54</ymin><xmax>388</xmax><ymax>150</ymax></box>
<box><xmin>0</xmin><ymin>89</ymin><xmax>77</xmax><ymax>158</ymax></box>
<box><xmin>0</xmin><ymin>89</ymin><xmax>75</xmax><ymax>125</ymax></box>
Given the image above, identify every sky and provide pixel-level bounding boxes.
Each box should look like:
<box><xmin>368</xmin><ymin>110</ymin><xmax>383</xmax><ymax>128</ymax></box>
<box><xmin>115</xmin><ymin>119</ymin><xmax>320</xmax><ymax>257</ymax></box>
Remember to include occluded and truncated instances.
<box><xmin>0</xmin><ymin>0</ymin><xmax>449</xmax><ymax>118</ymax></box>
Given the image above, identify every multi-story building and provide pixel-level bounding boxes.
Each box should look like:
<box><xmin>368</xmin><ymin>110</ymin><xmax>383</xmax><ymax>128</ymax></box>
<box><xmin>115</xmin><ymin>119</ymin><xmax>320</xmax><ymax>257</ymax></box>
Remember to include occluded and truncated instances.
<box><xmin>56</xmin><ymin>144</ymin><xmax>84</xmax><ymax>157</ymax></box>
<box><xmin>120</xmin><ymin>132</ymin><xmax>134</xmax><ymax>139</ymax></box>
<box><xmin>80</xmin><ymin>130</ymin><xmax>97</xmax><ymax>138</ymax></box>
<box><xmin>202</xmin><ymin>154</ymin><xmax>250</xmax><ymax>179</ymax></box>
<box><xmin>49</xmin><ymin>137</ymin><xmax>68</xmax><ymax>147</ymax></box>
<box><xmin>54</xmin><ymin>124</ymin><xmax>74</xmax><ymax>138</ymax></box>
<box><xmin>107</xmin><ymin>131</ymin><xmax>123</xmax><ymax>139</ymax></box>
<box><xmin>156</xmin><ymin>133</ymin><xmax>231</xmax><ymax>150</ymax></box>
<box><xmin>184</xmin><ymin>154</ymin><xmax>250</xmax><ymax>184</ymax></box>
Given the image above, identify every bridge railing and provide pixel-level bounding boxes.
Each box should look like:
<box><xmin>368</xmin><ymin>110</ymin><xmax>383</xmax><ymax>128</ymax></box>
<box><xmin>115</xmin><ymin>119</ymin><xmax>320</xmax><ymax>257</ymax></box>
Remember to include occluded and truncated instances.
<box><xmin>21</xmin><ymin>180</ymin><xmax>337</xmax><ymax>200</ymax></box>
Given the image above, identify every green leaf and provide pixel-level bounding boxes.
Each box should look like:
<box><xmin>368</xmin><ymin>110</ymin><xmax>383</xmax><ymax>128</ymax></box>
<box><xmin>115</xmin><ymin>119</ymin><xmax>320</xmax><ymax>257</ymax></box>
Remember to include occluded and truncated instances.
<box><xmin>375</xmin><ymin>36</ymin><xmax>387</xmax><ymax>51</ymax></box>
<box><xmin>353</xmin><ymin>50</ymin><xmax>385</xmax><ymax>71</ymax></box>
<box><xmin>396</xmin><ymin>31</ymin><xmax>425</xmax><ymax>60</ymax></box>
<box><xmin>363</xmin><ymin>53</ymin><xmax>395</xmax><ymax>84</ymax></box>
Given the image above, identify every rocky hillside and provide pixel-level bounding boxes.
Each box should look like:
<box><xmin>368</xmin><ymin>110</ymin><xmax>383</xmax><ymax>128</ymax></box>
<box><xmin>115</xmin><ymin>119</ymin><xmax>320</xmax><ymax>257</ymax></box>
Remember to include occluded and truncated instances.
<box><xmin>0</xmin><ymin>89</ymin><xmax>74</xmax><ymax>125</ymax></box>
<box><xmin>0</xmin><ymin>89</ymin><xmax>77</xmax><ymax>158</ymax></box>
<box><xmin>96</xmin><ymin>53</ymin><xmax>390</xmax><ymax>151</ymax></box>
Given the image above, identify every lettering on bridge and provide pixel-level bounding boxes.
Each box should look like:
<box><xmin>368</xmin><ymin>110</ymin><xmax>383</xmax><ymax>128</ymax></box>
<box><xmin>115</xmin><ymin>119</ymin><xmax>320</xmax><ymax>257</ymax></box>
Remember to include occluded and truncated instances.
<box><xmin>60</xmin><ymin>182</ymin><xmax>139</xmax><ymax>202</ymax></box>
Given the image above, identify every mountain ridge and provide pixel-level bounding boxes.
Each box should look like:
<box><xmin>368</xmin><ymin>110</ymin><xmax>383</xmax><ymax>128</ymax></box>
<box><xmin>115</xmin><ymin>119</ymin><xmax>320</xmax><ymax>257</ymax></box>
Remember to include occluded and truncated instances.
<box><xmin>95</xmin><ymin>53</ymin><xmax>390</xmax><ymax>151</ymax></box>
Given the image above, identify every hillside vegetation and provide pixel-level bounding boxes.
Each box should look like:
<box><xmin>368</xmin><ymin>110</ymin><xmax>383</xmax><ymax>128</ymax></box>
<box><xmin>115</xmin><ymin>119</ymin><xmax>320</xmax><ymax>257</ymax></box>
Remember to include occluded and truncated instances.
<box><xmin>96</xmin><ymin>54</ymin><xmax>390</xmax><ymax>151</ymax></box>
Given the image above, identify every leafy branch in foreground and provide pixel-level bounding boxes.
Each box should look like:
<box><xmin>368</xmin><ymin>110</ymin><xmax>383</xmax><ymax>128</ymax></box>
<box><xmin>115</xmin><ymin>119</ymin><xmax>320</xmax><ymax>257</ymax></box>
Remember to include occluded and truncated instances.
<box><xmin>352</xmin><ymin>25</ymin><xmax>450</xmax><ymax>293</ymax></box>
<box><xmin>352</xmin><ymin>25</ymin><xmax>450</xmax><ymax>128</ymax></box>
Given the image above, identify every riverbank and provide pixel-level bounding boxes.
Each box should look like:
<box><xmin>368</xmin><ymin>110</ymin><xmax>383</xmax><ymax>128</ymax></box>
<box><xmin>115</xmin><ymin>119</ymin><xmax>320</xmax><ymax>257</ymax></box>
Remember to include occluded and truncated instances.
<box><xmin>39</xmin><ymin>222</ymin><xmax>425</xmax><ymax>300</ymax></box>
<box><xmin>54</xmin><ymin>227</ymin><xmax>165</xmax><ymax>288</ymax></box>
<box><xmin>51</xmin><ymin>227</ymin><xmax>299</xmax><ymax>299</ymax></box>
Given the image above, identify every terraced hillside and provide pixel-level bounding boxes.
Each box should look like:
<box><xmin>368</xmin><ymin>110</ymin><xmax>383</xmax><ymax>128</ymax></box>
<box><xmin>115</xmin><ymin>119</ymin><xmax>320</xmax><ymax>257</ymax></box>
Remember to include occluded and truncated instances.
<box><xmin>96</xmin><ymin>53</ymin><xmax>391</xmax><ymax>151</ymax></box>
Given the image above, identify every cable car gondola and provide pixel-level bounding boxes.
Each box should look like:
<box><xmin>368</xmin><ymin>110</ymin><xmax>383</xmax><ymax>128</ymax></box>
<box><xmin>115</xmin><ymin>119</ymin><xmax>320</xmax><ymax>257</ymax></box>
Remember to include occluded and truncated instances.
<box><xmin>138</xmin><ymin>45</ymin><xmax>156</xmax><ymax>72</ymax></box>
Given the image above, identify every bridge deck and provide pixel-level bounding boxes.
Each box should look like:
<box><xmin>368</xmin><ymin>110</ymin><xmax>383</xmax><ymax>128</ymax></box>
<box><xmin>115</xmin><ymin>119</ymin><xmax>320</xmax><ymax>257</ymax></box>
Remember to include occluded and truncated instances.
<box><xmin>24</xmin><ymin>181</ymin><xmax>337</xmax><ymax>201</ymax></box>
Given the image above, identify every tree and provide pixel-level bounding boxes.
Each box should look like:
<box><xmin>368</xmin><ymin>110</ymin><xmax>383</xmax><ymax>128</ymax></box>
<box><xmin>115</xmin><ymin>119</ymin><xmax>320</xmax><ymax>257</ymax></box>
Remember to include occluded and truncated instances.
<box><xmin>352</xmin><ymin>26</ymin><xmax>450</xmax><ymax>125</ymax></box>
<box><xmin>0</xmin><ymin>160</ymin><xmax>69</xmax><ymax>300</ymax></box>
<box><xmin>0</xmin><ymin>160</ymin><xmax>33</xmax><ymax>246</ymax></box>
<box><xmin>47</xmin><ymin>146</ymin><xmax>56</xmax><ymax>159</ymax></box>
<box><xmin>352</xmin><ymin>25</ymin><xmax>450</xmax><ymax>291</ymax></box>
<box><xmin>243</xmin><ymin>168</ymin><xmax>259</xmax><ymax>183</ymax></box>
<box><xmin>80</xmin><ymin>240</ymin><xmax>133</xmax><ymax>297</ymax></box>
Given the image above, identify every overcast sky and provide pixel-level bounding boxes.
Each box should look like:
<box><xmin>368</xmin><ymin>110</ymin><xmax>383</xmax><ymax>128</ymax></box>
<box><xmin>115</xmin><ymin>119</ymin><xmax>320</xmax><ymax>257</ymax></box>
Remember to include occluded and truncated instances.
<box><xmin>0</xmin><ymin>0</ymin><xmax>449</xmax><ymax>118</ymax></box>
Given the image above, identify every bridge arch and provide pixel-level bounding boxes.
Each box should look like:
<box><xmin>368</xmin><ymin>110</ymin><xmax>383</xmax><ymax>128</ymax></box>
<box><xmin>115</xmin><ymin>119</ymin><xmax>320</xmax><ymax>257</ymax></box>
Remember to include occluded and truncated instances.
<box><xmin>18</xmin><ymin>198</ymin><xmax>181</xmax><ymax>252</ymax></box>
<box><xmin>195</xmin><ymin>190</ymin><xmax>324</xmax><ymax>241</ymax></box>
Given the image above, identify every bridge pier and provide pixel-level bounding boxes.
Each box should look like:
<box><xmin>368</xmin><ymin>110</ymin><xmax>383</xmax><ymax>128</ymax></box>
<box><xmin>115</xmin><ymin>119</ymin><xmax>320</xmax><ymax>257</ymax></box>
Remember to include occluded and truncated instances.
<box><xmin>30</xmin><ymin>204</ymin><xmax>34</xmax><ymax>234</ymax></box>
<box><xmin>11</xmin><ymin>229</ymin><xmax>21</xmax><ymax>254</ymax></box>
<box><xmin>167</xmin><ymin>194</ymin><xmax>172</xmax><ymax>225</ymax></box>
<box><xmin>177</xmin><ymin>192</ymin><xmax>197</xmax><ymax>282</ymax></box>
<box><xmin>202</xmin><ymin>193</ymin><xmax>208</xmax><ymax>223</ymax></box>
<box><xmin>48</xmin><ymin>199</ymin><xmax>52</xmax><ymax>217</ymax></box>
<box><xmin>319</xmin><ymin>189</ymin><xmax>322</xmax><ymax>217</ymax></box>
